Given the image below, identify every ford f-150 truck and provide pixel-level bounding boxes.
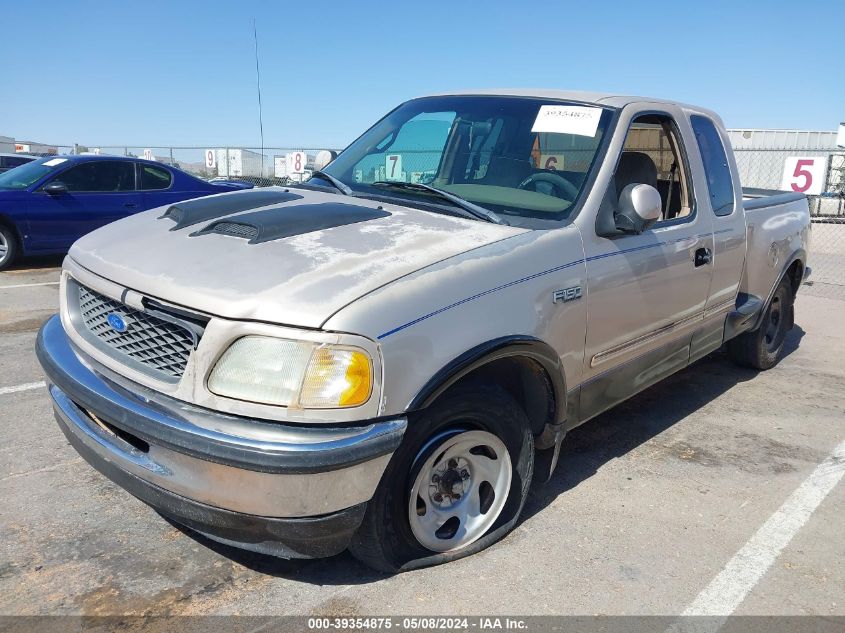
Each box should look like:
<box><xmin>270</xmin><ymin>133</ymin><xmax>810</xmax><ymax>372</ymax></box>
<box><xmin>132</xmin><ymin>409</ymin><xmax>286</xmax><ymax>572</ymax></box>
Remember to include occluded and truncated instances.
<box><xmin>36</xmin><ymin>90</ymin><xmax>811</xmax><ymax>572</ymax></box>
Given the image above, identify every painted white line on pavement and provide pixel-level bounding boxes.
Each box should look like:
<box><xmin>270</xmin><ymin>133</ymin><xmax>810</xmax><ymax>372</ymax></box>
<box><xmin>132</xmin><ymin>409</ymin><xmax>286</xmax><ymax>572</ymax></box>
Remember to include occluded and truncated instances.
<box><xmin>0</xmin><ymin>281</ymin><xmax>59</xmax><ymax>289</ymax></box>
<box><xmin>681</xmin><ymin>437</ymin><xmax>845</xmax><ymax>622</ymax></box>
<box><xmin>0</xmin><ymin>381</ymin><xmax>46</xmax><ymax>396</ymax></box>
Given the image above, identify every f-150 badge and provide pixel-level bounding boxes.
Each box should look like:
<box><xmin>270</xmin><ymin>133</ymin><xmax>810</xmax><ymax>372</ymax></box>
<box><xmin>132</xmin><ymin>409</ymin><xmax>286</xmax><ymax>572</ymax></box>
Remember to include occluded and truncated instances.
<box><xmin>553</xmin><ymin>286</ymin><xmax>582</xmax><ymax>303</ymax></box>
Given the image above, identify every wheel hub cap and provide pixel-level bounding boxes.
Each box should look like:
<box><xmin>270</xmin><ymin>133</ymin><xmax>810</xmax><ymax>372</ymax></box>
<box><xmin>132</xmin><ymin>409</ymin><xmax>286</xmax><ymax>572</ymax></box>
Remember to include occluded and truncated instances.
<box><xmin>429</xmin><ymin>458</ymin><xmax>470</xmax><ymax>506</ymax></box>
<box><xmin>408</xmin><ymin>429</ymin><xmax>512</xmax><ymax>553</ymax></box>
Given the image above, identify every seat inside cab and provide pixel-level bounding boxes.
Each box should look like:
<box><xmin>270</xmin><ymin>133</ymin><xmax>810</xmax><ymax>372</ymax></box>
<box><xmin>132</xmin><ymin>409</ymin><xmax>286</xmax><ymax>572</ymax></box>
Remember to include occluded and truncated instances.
<box><xmin>618</xmin><ymin>114</ymin><xmax>693</xmax><ymax>222</ymax></box>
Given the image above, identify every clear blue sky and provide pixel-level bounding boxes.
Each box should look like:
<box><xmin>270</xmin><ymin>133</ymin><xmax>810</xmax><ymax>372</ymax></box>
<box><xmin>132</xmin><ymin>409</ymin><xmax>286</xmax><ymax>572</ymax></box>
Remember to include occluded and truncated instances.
<box><xmin>3</xmin><ymin>0</ymin><xmax>842</xmax><ymax>148</ymax></box>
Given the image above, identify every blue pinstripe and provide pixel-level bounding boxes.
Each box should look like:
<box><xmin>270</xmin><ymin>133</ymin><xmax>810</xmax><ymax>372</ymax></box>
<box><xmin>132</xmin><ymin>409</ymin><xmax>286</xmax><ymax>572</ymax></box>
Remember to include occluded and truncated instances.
<box><xmin>377</xmin><ymin>228</ymin><xmax>733</xmax><ymax>339</ymax></box>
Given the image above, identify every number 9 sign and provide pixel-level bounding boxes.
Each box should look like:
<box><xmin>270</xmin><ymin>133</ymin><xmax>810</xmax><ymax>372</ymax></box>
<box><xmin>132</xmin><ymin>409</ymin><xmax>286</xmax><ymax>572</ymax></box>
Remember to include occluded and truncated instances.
<box><xmin>780</xmin><ymin>156</ymin><xmax>827</xmax><ymax>195</ymax></box>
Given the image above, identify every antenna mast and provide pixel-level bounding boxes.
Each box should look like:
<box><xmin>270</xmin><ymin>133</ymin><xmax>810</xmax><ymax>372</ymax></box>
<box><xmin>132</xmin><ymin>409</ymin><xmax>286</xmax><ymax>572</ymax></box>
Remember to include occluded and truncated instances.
<box><xmin>253</xmin><ymin>18</ymin><xmax>265</xmax><ymax>180</ymax></box>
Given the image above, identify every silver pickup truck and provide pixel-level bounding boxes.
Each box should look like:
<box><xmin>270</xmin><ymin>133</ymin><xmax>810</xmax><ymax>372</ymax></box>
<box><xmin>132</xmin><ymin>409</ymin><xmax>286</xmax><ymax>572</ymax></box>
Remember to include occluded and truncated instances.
<box><xmin>36</xmin><ymin>90</ymin><xmax>811</xmax><ymax>572</ymax></box>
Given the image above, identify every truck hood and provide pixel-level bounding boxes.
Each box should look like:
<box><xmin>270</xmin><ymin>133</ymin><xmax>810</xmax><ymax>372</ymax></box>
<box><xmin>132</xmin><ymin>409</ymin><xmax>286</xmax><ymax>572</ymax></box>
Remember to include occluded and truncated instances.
<box><xmin>69</xmin><ymin>187</ymin><xmax>526</xmax><ymax>328</ymax></box>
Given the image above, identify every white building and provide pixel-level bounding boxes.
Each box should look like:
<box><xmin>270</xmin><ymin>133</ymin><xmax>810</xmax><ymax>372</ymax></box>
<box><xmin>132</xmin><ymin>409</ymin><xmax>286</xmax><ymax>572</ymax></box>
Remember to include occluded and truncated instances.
<box><xmin>725</xmin><ymin>128</ymin><xmax>843</xmax><ymax>194</ymax></box>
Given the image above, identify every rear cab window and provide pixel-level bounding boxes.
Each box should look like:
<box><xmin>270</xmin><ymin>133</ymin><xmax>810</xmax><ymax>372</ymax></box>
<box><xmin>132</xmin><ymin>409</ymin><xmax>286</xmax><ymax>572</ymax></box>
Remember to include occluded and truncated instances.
<box><xmin>690</xmin><ymin>115</ymin><xmax>735</xmax><ymax>217</ymax></box>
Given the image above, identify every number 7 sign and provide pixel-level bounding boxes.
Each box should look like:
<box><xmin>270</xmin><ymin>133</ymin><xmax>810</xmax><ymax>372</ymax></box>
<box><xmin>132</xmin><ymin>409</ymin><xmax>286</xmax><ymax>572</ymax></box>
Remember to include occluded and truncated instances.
<box><xmin>780</xmin><ymin>156</ymin><xmax>827</xmax><ymax>195</ymax></box>
<box><xmin>385</xmin><ymin>154</ymin><xmax>403</xmax><ymax>181</ymax></box>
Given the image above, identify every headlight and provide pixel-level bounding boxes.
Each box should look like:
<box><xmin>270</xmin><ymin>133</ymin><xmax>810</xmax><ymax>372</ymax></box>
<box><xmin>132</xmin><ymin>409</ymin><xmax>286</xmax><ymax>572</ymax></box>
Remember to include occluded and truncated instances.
<box><xmin>207</xmin><ymin>336</ymin><xmax>373</xmax><ymax>408</ymax></box>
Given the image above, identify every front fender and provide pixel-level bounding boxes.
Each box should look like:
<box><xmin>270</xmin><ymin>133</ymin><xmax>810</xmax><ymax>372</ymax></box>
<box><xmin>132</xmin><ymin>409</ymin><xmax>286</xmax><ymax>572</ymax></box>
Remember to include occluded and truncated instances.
<box><xmin>408</xmin><ymin>335</ymin><xmax>566</xmax><ymax>417</ymax></box>
<box><xmin>0</xmin><ymin>202</ymin><xmax>30</xmax><ymax>252</ymax></box>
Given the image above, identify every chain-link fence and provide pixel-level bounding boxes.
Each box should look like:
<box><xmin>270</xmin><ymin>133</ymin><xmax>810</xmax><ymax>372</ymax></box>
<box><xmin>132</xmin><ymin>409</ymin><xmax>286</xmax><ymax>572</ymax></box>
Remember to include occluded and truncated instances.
<box><xmin>732</xmin><ymin>147</ymin><xmax>845</xmax><ymax>299</ymax></box>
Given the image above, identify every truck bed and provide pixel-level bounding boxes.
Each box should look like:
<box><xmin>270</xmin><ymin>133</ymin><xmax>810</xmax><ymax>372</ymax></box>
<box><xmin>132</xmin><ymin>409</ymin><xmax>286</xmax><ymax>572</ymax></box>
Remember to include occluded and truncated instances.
<box><xmin>739</xmin><ymin>189</ymin><xmax>810</xmax><ymax>311</ymax></box>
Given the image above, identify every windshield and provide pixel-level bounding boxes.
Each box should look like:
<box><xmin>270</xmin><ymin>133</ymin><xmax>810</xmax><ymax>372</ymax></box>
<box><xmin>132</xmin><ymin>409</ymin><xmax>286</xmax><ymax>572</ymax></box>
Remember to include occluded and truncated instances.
<box><xmin>320</xmin><ymin>95</ymin><xmax>613</xmax><ymax>227</ymax></box>
<box><xmin>0</xmin><ymin>156</ymin><xmax>70</xmax><ymax>190</ymax></box>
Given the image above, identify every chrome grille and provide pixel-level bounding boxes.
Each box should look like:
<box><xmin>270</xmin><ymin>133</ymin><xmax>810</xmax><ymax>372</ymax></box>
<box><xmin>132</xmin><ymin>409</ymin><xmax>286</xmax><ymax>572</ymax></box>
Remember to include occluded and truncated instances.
<box><xmin>75</xmin><ymin>283</ymin><xmax>195</xmax><ymax>379</ymax></box>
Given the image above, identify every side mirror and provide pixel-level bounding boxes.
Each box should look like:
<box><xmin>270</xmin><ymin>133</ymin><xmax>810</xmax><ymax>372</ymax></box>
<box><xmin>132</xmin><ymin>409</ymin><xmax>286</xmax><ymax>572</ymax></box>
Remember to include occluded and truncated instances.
<box><xmin>43</xmin><ymin>181</ymin><xmax>68</xmax><ymax>195</ymax></box>
<box><xmin>313</xmin><ymin>150</ymin><xmax>337</xmax><ymax>171</ymax></box>
<box><xmin>615</xmin><ymin>184</ymin><xmax>661</xmax><ymax>234</ymax></box>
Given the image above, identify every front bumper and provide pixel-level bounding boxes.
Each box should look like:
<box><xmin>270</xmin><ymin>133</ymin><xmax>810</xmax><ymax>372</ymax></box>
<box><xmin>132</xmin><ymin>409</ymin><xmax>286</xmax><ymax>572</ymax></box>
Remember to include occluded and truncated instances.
<box><xmin>36</xmin><ymin>315</ymin><xmax>407</xmax><ymax>558</ymax></box>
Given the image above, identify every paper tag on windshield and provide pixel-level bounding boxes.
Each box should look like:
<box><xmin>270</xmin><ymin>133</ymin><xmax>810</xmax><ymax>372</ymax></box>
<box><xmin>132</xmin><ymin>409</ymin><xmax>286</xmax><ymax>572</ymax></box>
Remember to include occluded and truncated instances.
<box><xmin>531</xmin><ymin>105</ymin><xmax>602</xmax><ymax>137</ymax></box>
<box><xmin>43</xmin><ymin>158</ymin><xmax>68</xmax><ymax>167</ymax></box>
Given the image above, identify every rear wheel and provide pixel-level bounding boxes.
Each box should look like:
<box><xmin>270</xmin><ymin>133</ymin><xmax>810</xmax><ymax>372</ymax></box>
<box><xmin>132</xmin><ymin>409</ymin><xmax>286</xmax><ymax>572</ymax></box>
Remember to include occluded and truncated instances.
<box><xmin>0</xmin><ymin>224</ymin><xmax>19</xmax><ymax>271</ymax></box>
<box><xmin>349</xmin><ymin>384</ymin><xmax>534</xmax><ymax>573</ymax></box>
<box><xmin>728</xmin><ymin>277</ymin><xmax>793</xmax><ymax>370</ymax></box>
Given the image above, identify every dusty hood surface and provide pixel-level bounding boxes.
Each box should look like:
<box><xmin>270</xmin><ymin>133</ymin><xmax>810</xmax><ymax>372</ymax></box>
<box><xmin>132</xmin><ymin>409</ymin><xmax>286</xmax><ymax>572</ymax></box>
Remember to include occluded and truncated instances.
<box><xmin>69</xmin><ymin>187</ymin><xmax>525</xmax><ymax>328</ymax></box>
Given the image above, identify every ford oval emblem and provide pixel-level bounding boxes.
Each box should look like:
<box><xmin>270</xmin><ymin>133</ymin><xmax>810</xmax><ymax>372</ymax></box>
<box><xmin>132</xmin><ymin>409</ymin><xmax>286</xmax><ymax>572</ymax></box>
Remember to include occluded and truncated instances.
<box><xmin>107</xmin><ymin>313</ymin><xmax>128</xmax><ymax>333</ymax></box>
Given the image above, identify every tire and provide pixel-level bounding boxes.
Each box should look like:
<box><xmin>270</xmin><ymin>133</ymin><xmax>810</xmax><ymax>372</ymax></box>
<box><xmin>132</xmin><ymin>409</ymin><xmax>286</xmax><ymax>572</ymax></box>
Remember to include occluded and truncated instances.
<box><xmin>0</xmin><ymin>224</ymin><xmax>19</xmax><ymax>272</ymax></box>
<box><xmin>728</xmin><ymin>276</ymin><xmax>793</xmax><ymax>370</ymax></box>
<box><xmin>349</xmin><ymin>384</ymin><xmax>534</xmax><ymax>573</ymax></box>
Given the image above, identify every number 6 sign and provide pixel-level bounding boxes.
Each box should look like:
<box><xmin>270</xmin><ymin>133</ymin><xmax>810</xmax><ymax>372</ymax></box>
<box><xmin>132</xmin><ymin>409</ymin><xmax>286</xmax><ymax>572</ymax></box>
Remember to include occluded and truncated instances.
<box><xmin>780</xmin><ymin>156</ymin><xmax>827</xmax><ymax>195</ymax></box>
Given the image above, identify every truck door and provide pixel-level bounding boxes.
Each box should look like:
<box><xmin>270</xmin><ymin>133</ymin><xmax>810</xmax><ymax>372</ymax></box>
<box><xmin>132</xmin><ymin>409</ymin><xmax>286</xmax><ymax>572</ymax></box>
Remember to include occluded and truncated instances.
<box><xmin>28</xmin><ymin>160</ymin><xmax>140</xmax><ymax>250</ymax></box>
<box><xmin>687</xmin><ymin>114</ymin><xmax>747</xmax><ymax>362</ymax></box>
<box><xmin>578</xmin><ymin>109</ymin><xmax>714</xmax><ymax>421</ymax></box>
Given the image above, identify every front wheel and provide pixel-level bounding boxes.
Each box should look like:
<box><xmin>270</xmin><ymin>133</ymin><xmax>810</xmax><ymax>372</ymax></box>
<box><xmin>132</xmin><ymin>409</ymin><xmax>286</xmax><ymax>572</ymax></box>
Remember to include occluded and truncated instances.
<box><xmin>0</xmin><ymin>224</ymin><xmax>19</xmax><ymax>271</ymax></box>
<box><xmin>349</xmin><ymin>384</ymin><xmax>534</xmax><ymax>573</ymax></box>
<box><xmin>728</xmin><ymin>277</ymin><xmax>793</xmax><ymax>370</ymax></box>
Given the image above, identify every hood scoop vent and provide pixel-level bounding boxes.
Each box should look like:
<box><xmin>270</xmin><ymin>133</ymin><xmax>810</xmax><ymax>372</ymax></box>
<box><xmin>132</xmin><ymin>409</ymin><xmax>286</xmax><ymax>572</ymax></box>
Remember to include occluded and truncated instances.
<box><xmin>160</xmin><ymin>189</ymin><xmax>303</xmax><ymax>230</ymax></box>
<box><xmin>191</xmin><ymin>202</ymin><xmax>392</xmax><ymax>244</ymax></box>
<box><xmin>207</xmin><ymin>221</ymin><xmax>260</xmax><ymax>241</ymax></box>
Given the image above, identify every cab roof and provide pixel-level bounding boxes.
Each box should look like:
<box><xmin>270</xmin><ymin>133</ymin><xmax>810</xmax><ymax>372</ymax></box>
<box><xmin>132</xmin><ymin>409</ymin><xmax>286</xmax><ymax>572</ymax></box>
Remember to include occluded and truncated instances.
<box><xmin>42</xmin><ymin>154</ymin><xmax>163</xmax><ymax>165</ymax></box>
<box><xmin>423</xmin><ymin>89</ymin><xmax>723</xmax><ymax>122</ymax></box>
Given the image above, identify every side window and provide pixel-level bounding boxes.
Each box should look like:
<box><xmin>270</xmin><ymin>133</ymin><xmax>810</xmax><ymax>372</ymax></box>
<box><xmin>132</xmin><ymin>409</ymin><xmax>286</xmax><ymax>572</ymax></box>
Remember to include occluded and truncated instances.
<box><xmin>140</xmin><ymin>164</ymin><xmax>173</xmax><ymax>190</ymax></box>
<box><xmin>52</xmin><ymin>161</ymin><xmax>135</xmax><ymax>192</ymax></box>
<box><xmin>615</xmin><ymin>114</ymin><xmax>693</xmax><ymax>225</ymax></box>
<box><xmin>690</xmin><ymin>115</ymin><xmax>735</xmax><ymax>217</ymax></box>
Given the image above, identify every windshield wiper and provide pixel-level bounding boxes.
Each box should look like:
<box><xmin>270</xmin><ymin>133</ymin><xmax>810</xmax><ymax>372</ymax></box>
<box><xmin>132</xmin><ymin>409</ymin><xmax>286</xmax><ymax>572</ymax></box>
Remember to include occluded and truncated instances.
<box><xmin>309</xmin><ymin>170</ymin><xmax>353</xmax><ymax>196</ymax></box>
<box><xmin>371</xmin><ymin>181</ymin><xmax>506</xmax><ymax>225</ymax></box>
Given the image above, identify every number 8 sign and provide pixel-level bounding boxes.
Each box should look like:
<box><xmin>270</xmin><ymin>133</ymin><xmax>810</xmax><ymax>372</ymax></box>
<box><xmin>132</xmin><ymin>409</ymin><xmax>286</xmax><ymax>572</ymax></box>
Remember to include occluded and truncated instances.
<box><xmin>780</xmin><ymin>156</ymin><xmax>827</xmax><ymax>195</ymax></box>
<box><xmin>286</xmin><ymin>151</ymin><xmax>307</xmax><ymax>174</ymax></box>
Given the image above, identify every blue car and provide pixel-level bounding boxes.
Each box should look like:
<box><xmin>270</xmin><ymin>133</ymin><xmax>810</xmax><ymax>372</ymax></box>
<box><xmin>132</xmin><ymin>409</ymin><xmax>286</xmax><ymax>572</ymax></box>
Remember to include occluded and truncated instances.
<box><xmin>0</xmin><ymin>155</ymin><xmax>252</xmax><ymax>270</ymax></box>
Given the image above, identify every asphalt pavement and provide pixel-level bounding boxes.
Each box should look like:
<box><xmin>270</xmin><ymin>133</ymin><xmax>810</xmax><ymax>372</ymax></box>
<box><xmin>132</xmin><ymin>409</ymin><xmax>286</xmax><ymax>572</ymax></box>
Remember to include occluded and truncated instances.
<box><xmin>1</xmin><ymin>257</ymin><xmax>842</xmax><ymax>617</ymax></box>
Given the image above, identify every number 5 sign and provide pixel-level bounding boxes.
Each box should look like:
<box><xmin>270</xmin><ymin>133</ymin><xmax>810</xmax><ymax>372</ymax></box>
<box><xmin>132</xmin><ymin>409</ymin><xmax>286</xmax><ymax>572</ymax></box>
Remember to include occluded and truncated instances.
<box><xmin>780</xmin><ymin>156</ymin><xmax>827</xmax><ymax>195</ymax></box>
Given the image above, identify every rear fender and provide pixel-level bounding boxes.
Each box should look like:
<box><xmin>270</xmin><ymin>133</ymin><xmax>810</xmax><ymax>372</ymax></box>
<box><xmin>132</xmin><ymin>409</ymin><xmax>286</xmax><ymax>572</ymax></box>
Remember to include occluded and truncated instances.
<box><xmin>750</xmin><ymin>248</ymin><xmax>805</xmax><ymax>332</ymax></box>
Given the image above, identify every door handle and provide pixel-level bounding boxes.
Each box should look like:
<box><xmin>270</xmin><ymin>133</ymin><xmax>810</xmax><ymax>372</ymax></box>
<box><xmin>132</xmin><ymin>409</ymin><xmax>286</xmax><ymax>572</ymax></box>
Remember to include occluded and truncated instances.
<box><xmin>694</xmin><ymin>247</ymin><xmax>712</xmax><ymax>267</ymax></box>
<box><xmin>124</xmin><ymin>202</ymin><xmax>138</xmax><ymax>209</ymax></box>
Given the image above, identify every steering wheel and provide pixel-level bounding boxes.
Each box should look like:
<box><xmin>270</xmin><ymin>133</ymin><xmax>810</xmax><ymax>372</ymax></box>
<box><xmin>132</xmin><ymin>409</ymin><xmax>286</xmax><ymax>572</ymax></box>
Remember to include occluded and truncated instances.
<box><xmin>518</xmin><ymin>172</ymin><xmax>579</xmax><ymax>201</ymax></box>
